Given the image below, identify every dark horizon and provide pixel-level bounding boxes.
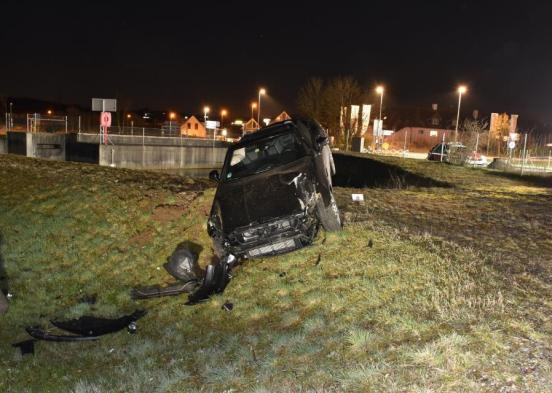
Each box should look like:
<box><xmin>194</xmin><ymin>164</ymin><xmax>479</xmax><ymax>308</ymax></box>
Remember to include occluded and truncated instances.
<box><xmin>2</xmin><ymin>1</ymin><xmax>552</xmax><ymax>125</ymax></box>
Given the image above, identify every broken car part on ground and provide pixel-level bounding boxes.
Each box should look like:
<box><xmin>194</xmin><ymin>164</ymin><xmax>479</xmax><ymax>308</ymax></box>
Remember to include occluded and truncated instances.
<box><xmin>132</xmin><ymin>244</ymin><xmax>234</xmax><ymax>304</ymax></box>
<box><xmin>24</xmin><ymin>310</ymin><xmax>147</xmax><ymax>343</ymax></box>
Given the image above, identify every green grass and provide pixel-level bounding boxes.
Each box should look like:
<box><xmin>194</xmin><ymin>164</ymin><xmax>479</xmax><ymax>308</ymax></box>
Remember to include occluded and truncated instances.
<box><xmin>0</xmin><ymin>154</ymin><xmax>550</xmax><ymax>392</ymax></box>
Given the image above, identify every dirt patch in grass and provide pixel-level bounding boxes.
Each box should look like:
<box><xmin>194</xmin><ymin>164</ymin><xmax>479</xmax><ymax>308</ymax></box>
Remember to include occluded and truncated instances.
<box><xmin>128</xmin><ymin>229</ymin><xmax>154</xmax><ymax>248</ymax></box>
<box><xmin>151</xmin><ymin>204</ymin><xmax>190</xmax><ymax>222</ymax></box>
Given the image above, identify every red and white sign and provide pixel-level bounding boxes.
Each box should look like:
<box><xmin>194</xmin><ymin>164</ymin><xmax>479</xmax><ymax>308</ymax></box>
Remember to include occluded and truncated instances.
<box><xmin>100</xmin><ymin>112</ymin><xmax>112</xmax><ymax>127</ymax></box>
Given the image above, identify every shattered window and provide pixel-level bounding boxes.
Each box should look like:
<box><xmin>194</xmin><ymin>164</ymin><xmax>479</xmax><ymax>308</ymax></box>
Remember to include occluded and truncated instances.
<box><xmin>225</xmin><ymin>132</ymin><xmax>305</xmax><ymax>180</ymax></box>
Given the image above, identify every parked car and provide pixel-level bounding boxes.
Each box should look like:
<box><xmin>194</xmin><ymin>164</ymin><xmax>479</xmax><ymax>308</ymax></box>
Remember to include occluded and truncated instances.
<box><xmin>427</xmin><ymin>142</ymin><xmax>465</xmax><ymax>162</ymax></box>
<box><xmin>207</xmin><ymin>117</ymin><xmax>341</xmax><ymax>259</ymax></box>
<box><xmin>428</xmin><ymin>142</ymin><xmax>488</xmax><ymax>166</ymax></box>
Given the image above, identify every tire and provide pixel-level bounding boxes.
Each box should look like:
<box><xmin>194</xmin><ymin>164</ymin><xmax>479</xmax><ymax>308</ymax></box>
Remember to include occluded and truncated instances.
<box><xmin>316</xmin><ymin>192</ymin><xmax>341</xmax><ymax>231</ymax></box>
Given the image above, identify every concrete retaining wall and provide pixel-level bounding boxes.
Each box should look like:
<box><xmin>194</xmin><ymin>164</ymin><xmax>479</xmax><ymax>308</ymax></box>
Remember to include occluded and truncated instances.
<box><xmin>26</xmin><ymin>132</ymin><xmax>66</xmax><ymax>161</ymax></box>
<box><xmin>7</xmin><ymin>132</ymin><xmax>26</xmax><ymax>155</ymax></box>
<box><xmin>66</xmin><ymin>134</ymin><xmax>99</xmax><ymax>164</ymax></box>
<box><xmin>78</xmin><ymin>133</ymin><xmax>229</xmax><ymax>148</ymax></box>
<box><xmin>0</xmin><ymin>136</ymin><xmax>6</xmax><ymax>154</ymax></box>
<box><xmin>99</xmin><ymin>144</ymin><xmax>227</xmax><ymax>169</ymax></box>
<box><xmin>4</xmin><ymin>132</ymin><xmax>227</xmax><ymax>170</ymax></box>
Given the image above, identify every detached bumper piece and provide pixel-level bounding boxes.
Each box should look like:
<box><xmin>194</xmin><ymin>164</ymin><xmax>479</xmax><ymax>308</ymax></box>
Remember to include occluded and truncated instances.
<box><xmin>50</xmin><ymin>310</ymin><xmax>147</xmax><ymax>336</ymax></box>
<box><xmin>25</xmin><ymin>310</ymin><xmax>147</xmax><ymax>342</ymax></box>
<box><xmin>131</xmin><ymin>281</ymin><xmax>198</xmax><ymax>300</ymax></box>
<box><xmin>25</xmin><ymin>327</ymin><xmax>100</xmax><ymax>342</ymax></box>
<box><xmin>187</xmin><ymin>257</ymin><xmax>232</xmax><ymax>305</ymax></box>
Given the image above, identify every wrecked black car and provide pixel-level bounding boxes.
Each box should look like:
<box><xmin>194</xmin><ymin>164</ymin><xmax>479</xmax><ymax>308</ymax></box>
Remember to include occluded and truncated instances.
<box><xmin>207</xmin><ymin>117</ymin><xmax>341</xmax><ymax>259</ymax></box>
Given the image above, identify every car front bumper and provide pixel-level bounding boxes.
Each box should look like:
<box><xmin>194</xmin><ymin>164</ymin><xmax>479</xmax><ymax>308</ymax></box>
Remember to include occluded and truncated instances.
<box><xmin>225</xmin><ymin>213</ymin><xmax>318</xmax><ymax>259</ymax></box>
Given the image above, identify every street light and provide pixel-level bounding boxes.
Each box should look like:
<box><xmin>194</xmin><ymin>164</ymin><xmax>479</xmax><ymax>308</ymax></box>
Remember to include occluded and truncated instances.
<box><xmin>251</xmin><ymin>102</ymin><xmax>257</xmax><ymax>119</ymax></box>
<box><xmin>258</xmin><ymin>88</ymin><xmax>266</xmax><ymax>126</ymax></box>
<box><xmin>375</xmin><ymin>86</ymin><xmax>385</xmax><ymax>150</ymax></box>
<box><xmin>9</xmin><ymin>102</ymin><xmax>13</xmax><ymax>130</ymax></box>
<box><xmin>455</xmin><ymin>85</ymin><xmax>467</xmax><ymax>142</ymax></box>
<box><xmin>375</xmin><ymin>86</ymin><xmax>384</xmax><ymax>121</ymax></box>
<box><xmin>203</xmin><ymin>106</ymin><xmax>210</xmax><ymax>138</ymax></box>
<box><xmin>47</xmin><ymin>109</ymin><xmax>53</xmax><ymax>115</ymax></box>
<box><xmin>169</xmin><ymin>112</ymin><xmax>177</xmax><ymax>135</ymax></box>
<box><xmin>221</xmin><ymin>109</ymin><xmax>227</xmax><ymax>126</ymax></box>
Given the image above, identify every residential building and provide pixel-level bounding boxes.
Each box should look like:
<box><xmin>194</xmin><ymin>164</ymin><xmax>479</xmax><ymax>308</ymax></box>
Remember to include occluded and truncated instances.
<box><xmin>180</xmin><ymin>115</ymin><xmax>207</xmax><ymax>138</ymax></box>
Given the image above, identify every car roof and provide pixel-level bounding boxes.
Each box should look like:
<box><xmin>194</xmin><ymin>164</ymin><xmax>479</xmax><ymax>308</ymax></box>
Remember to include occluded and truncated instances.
<box><xmin>236</xmin><ymin>120</ymin><xmax>297</xmax><ymax>147</ymax></box>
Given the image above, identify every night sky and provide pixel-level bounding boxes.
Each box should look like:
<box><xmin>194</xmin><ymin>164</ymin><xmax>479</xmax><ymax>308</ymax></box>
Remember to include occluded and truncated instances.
<box><xmin>2</xmin><ymin>1</ymin><xmax>552</xmax><ymax>123</ymax></box>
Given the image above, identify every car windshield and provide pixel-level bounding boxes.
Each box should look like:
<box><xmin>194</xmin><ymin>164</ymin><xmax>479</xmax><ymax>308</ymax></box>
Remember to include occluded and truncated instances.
<box><xmin>225</xmin><ymin>132</ymin><xmax>306</xmax><ymax>180</ymax></box>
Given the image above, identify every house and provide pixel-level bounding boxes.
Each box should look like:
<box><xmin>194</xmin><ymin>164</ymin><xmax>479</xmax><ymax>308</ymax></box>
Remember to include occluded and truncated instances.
<box><xmin>180</xmin><ymin>115</ymin><xmax>207</xmax><ymax>138</ymax></box>
<box><xmin>243</xmin><ymin>118</ymin><xmax>260</xmax><ymax>133</ymax></box>
<box><xmin>384</xmin><ymin>126</ymin><xmax>454</xmax><ymax>152</ymax></box>
<box><xmin>270</xmin><ymin>111</ymin><xmax>291</xmax><ymax>124</ymax></box>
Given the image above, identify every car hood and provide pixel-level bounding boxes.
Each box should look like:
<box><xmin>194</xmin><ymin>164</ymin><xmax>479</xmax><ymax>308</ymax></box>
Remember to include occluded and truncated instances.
<box><xmin>214</xmin><ymin>157</ymin><xmax>314</xmax><ymax>234</ymax></box>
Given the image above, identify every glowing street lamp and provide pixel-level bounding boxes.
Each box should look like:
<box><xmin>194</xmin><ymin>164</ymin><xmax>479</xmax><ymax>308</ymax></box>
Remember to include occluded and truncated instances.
<box><xmin>221</xmin><ymin>109</ymin><xmax>227</xmax><ymax>126</ymax></box>
<box><xmin>251</xmin><ymin>102</ymin><xmax>257</xmax><ymax>119</ymax></box>
<box><xmin>455</xmin><ymin>85</ymin><xmax>467</xmax><ymax>142</ymax></box>
<box><xmin>169</xmin><ymin>112</ymin><xmax>176</xmax><ymax>120</ymax></box>
<box><xmin>203</xmin><ymin>106</ymin><xmax>210</xmax><ymax>123</ymax></box>
<box><xmin>127</xmin><ymin>114</ymin><xmax>132</xmax><ymax>119</ymax></box>
<box><xmin>258</xmin><ymin>88</ymin><xmax>266</xmax><ymax>125</ymax></box>
<box><xmin>375</xmin><ymin>86</ymin><xmax>385</xmax><ymax>150</ymax></box>
<box><xmin>375</xmin><ymin>86</ymin><xmax>384</xmax><ymax>121</ymax></box>
<box><xmin>47</xmin><ymin>109</ymin><xmax>53</xmax><ymax>115</ymax></box>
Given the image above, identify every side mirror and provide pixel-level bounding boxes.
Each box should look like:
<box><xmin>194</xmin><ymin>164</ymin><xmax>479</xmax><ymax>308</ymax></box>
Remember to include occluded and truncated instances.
<box><xmin>209</xmin><ymin>170</ymin><xmax>220</xmax><ymax>182</ymax></box>
<box><xmin>316</xmin><ymin>135</ymin><xmax>329</xmax><ymax>147</ymax></box>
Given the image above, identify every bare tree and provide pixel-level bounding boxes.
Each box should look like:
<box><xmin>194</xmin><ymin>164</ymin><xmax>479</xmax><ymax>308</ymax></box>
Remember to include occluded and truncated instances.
<box><xmin>297</xmin><ymin>76</ymin><xmax>364</xmax><ymax>150</ymax></box>
<box><xmin>462</xmin><ymin>118</ymin><xmax>489</xmax><ymax>153</ymax></box>
<box><xmin>297</xmin><ymin>77</ymin><xmax>324</xmax><ymax>121</ymax></box>
<box><xmin>322</xmin><ymin>76</ymin><xmax>361</xmax><ymax>149</ymax></box>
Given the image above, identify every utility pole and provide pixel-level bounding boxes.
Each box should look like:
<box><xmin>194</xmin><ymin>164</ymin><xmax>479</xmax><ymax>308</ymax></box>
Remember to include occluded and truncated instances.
<box><xmin>455</xmin><ymin>86</ymin><xmax>467</xmax><ymax>142</ymax></box>
<box><xmin>521</xmin><ymin>133</ymin><xmax>528</xmax><ymax>176</ymax></box>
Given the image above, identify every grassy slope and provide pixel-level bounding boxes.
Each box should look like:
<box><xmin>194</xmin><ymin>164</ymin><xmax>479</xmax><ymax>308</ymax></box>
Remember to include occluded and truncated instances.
<box><xmin>0</xmin><ymin>154</ymin><xmax>550</xmax><ymax>392</ymax></box>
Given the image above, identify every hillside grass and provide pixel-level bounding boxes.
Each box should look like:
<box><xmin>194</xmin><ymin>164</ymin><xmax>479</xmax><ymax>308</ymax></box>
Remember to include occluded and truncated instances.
<box><xmin>0</xmin><ymin>154</ymin><xmax>550</xmax><ymax>392</ymax></box>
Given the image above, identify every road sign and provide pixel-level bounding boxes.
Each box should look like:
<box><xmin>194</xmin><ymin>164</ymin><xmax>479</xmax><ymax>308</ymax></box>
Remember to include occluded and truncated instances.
<box><xmin>100</xmin><ymin>112</ymin><xmax>112</xmax><ymax>127</ymax></box>
<box><xmin>205</xmin><ymin>120</ymin><xmax>219</xmax><ymax>130</ymax></box>
<box><xmin>92</xmin><ymin>98</ymin><xmax>117</xmax><ymax>112</ymax></box>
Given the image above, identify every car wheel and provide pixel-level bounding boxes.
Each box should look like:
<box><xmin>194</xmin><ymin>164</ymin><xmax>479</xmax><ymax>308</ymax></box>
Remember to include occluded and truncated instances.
<box><xmin>316</xmin><ymin>192</ymin><xmax>341</xmax><ymax>231</ymax></box>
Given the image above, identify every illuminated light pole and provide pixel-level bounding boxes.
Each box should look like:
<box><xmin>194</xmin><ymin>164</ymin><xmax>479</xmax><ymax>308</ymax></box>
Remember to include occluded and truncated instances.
<box><xmin>220</xmin><ymin>109</ymin><xmax>227</xmax><ymax>127</ymax></box>
<box><xmin>127</xmin><ymin>114</ymin><xmax>134</xmax><ymax>135</ymax></box>
<box><xmin>257</xmin><ymin>88</ymin><xmax>266</xmax><ymax>126</ymax></box>
<box><xmin>169</xmin><ymin>112</ymin><xmax>177</xmax><ymax>135</ymax></box>
<box><xmin>47</xmin><ymin>109</ymin><xmax>53</xmax><ymax>116</ymax></box>
<box><xmin>375</xmin><ymin>86</ymin><xmax>384</xmax><ymax>150</ymax></box>
<box><xmin>203</xmin><ymin>106</ymin><xmax>211</xmax><ymax>139</ymax></box>
<box><xmin>455</xmin><ymin>85</ymin><xmax>467</xmax><ymax>142</ymax></box>
<box><xmin>251</xmin><ymin>102</ymin><xmax>257</xmax><ymax>120</ymax></box>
